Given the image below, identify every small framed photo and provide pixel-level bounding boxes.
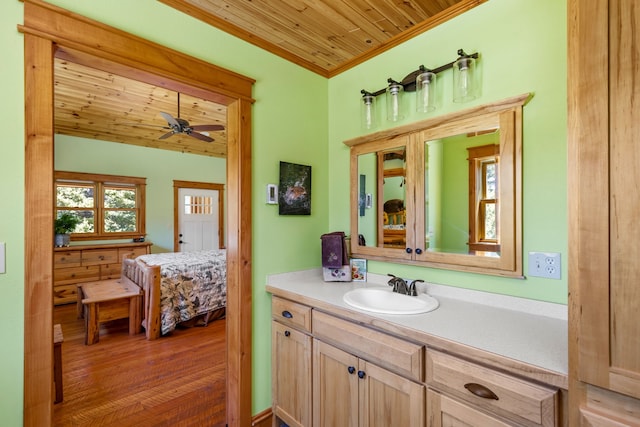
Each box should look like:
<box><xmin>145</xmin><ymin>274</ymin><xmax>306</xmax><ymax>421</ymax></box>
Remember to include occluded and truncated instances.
<box><xmin>350</xmin><ymin>258</ymin><xmax>367</xmax><ymax>282</ymax></box>
<box><xmin>266</xmin><ymin>184</ymin><xmax>278</xmax><ymax>204</ymax></box>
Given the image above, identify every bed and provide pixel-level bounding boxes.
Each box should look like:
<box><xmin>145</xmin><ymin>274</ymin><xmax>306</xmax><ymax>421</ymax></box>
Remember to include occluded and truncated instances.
<box><xmin>120</xmin><ymin>249</ymin><xmax>226</xmax><ymax>340</ymax></box>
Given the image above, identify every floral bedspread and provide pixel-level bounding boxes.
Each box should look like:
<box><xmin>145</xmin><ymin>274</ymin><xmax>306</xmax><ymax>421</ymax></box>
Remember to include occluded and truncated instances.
<box><xmin>136</xmin><ymin>250</ymin><xmax>226</xmax><ymax>335</ymax></box>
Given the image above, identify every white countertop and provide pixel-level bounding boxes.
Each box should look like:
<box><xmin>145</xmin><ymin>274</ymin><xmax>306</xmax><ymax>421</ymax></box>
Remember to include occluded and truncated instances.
<box><xmin>266</xmin><ymin>269</ymin><xmax>568</xmax><ymax>388</ymax></box>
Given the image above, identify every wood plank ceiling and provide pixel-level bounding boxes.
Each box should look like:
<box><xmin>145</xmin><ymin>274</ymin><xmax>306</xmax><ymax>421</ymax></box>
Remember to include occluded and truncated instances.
<box><xmin>54</xmin><ymin>0</ymin><xmax>485</xmax><ymax>157</ymax></box>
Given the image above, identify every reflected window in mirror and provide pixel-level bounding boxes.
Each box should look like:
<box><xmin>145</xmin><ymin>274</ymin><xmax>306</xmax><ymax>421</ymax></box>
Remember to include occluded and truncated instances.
<box><xmin>467</xmin><ymin>142</ymin><xmax>500</xmax><ymax>254</ymax></box>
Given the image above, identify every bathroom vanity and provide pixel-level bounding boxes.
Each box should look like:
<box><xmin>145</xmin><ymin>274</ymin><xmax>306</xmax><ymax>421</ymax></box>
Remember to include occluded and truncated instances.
<box><xmin>267</xmin><ymin>270</ymin><xmax>567</xmax><ymax>427</ymax></box>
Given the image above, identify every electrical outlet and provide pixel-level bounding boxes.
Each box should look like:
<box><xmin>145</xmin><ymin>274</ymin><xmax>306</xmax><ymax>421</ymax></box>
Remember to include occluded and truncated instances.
<box><xmin>528</xmin><ymin>252</ymin><xmax>561</xmax><ymax>279</ymax></box>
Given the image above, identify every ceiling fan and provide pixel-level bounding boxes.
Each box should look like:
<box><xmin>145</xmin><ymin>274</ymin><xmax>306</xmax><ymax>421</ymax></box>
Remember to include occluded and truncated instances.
<box><xmin>158</xmin><ymin>92</ymin><xmax>225</xmax><ymax>142</ymax></box>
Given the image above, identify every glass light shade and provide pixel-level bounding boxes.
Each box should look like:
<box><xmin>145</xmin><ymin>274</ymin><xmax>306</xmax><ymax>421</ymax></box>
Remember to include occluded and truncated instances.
<box><xmin>386</xmin><ymin>81</ymin><xmax>404</xmax><ymax>122</ymax></box>
<box><xmin>416</xmin><ymin>71</ymin><xmax>437</xmax><ymax>113</ymax></box>
<box><xmin>361</xmin><ymin>93</ymin><xmax>377</xmax><ymax>130</ymax></box>
<box><xmin>453</xmin><ymin>56</ymin><xmax>478</xmax><ymax>102</ymax></box>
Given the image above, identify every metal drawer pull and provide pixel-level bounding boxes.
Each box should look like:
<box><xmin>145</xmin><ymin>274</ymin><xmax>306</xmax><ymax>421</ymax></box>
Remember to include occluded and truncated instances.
<box><xmin>464</xmin><ymin>383</ymin><xmax>499</xmax><ymax>400</ymax></box>
<box><xmin>348</xmin><ymin>366</ymin><xmax>356</xmax><ymax>374</ymax></box>
<box><xmin>284</xmin><ymin>330</ymin><xmax>290</xmax><ymax>337</ymax></box>
<box><xmin>281</xmin><ymin>310</ymin><xmax>293</xmax><ymax>319</ymax></box>
<box><xmin>357</xmin><ymin>370</ymin><xmax>366</xmax><ymax>379</ymax></box>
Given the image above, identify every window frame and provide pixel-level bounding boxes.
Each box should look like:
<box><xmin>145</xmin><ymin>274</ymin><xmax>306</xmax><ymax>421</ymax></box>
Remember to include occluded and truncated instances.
<box><xmin>55</xmin><ymin>171</ymin><xmax>146</xmax><ymax>241</ymax></box>
<box><xmin>467</xmin><ymin>144</ymin><xmax>500</xmax><ymax>253</ymax></box>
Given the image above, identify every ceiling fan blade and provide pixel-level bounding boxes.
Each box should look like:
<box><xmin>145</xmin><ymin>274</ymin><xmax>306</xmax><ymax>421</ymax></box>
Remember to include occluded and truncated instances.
<box><xmin>187</xmin><ymin>131</ymin><xmax>214</xmax><ymax>142</ymax></box>
<box><xmin>190</xmin><ymin>124</ymin><xmax>225</xmax><ymax>131</ymax></box>
<box><xmin>159</xmin><ymin>131</ymin><xmax>175</xmax><ymax>140</ymax></box>
<box><xmin>160</xmin><ymin>111</ymin><xmax>180</xmax><ymax>128</ymax></box>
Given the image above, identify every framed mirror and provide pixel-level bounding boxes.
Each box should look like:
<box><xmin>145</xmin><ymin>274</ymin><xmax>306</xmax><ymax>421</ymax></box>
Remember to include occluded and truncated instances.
<box><xmin>346</xmin><ymin>94</ymin><xmax>529</xmax><ymax>277</ymax></box>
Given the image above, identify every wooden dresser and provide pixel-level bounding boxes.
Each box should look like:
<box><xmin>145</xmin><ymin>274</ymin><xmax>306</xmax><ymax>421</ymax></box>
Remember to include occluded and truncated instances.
<box><xmin>53</xmin><ymin>242</ymin><xmax>151</xmax><ymax>305</ymax></box>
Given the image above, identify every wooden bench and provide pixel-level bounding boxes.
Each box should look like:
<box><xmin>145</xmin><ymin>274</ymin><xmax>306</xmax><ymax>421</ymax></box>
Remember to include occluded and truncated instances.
<box><xmin>77</xmin><ymin>279</ymin><xmax>142</xmax><ymax>345</ymax></box>
<box><xmin>53</xmin><ymin>323</ymin><xmax>63</xmax><ymax>403</ymax></box>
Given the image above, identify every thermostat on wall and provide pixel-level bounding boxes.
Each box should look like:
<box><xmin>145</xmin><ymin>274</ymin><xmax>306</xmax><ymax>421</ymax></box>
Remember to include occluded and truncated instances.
<box><xmin>266</xmin><ymin>184</ymin><xmax>278</xmax><ymax>204</ymax></box>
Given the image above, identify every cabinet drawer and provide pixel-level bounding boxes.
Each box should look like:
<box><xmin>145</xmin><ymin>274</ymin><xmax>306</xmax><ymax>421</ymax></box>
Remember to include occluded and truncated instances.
<box><xmin>272</xmin><ymin>296</ymin><xmax>312</xmax><ymax>333</ymax></box>
<box><xmin>82</xmin><ymin>249</ymin><xmax>118</xmax><ymax>265</ymax></box>
<box><xmin>118</xmin><ymin>246</ymin><xmax>148</xmax><ymax>261</ymax></box>
<box><xmin>54</xmin><ymin>266</ymin><xmax>101</xmax><ymax>285</ymax></box>
<box><xmin>101</xmin><ymin>264</ymin><xmax>122</xmax><ymax>279</ymax></box>
<box><xmin>54</xmin><ymin>251</ymin><xmax>81</xmax><ymax>268</ymax></box>
<box><xmin>312</xmin><ymin>310</ymin><xmax>423</xmax><ymax>382</ymax></box>
<box><xmin>427</xmin><ymin>350</ymin><xmax>558</xmax><ymax>427</ymax></box>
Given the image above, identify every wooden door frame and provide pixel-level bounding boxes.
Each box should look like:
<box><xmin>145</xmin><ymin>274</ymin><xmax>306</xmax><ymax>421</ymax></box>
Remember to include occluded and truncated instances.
<box><xmin>20</xmin><ymin>1</ymin><xmax>254</xmax><ymax>425</ymax></box>
<box><xmin>173</xmin><ymin>180</ymin><xmax>226</xmax><ymax>252</ymax></box>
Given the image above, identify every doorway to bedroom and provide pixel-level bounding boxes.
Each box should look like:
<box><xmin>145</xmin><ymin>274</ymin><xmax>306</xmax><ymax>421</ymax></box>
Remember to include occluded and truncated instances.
<box><xmin>22</xmin><ymin>2</ymin><xmax>253</xmax><ymax>424</ymax></box>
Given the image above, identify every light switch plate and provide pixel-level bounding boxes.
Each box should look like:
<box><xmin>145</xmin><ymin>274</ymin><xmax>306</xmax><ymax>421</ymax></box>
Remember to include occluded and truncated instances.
<box><xmin>0</xmin><ymin>242</ymin><xmax>5</xmax><ymax>274</ymax></box>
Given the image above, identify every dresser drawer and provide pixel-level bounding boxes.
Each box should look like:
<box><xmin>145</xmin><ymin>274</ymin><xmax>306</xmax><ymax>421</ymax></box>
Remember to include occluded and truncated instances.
<box><xmin>54</xmin><ymin>251</ymin><xmax>82</xmax><ymax>268</ymax></box>
<box><xmin>427</xmin><ymin>350</ymin><xmax>558</xmax><ymax>427</ymax></box>
<box><xmin>101</xmin><ymin>264</ymin><xmax>122</xmax><ymax>279</ymax></box>
<box><xmin>81</xmin><ymin>249</ymin><xmax>118</xmax><ymax>265</ymax></box>
<box><xmin>118</xmin><ymin>246</ymin><xmax>148</xmax><ymax>261</ymax></box>
<box><xmin>313</xmin><ymin>310</ymin><xmax>423</xmax><ymax>382</ymax></box>
<box><xmin>272</xmin><ymin>296</ymin><xmax>312</xmax><ymax>333</ymax></box>
<box><xmin>54</xmin><ymin>266</ymin><xmax>101</xmax><ymax>285</ymax></box>
<box><xmin>53</xmin><ymin>283</ymin><xmax>78</xmax><ymax>305</ymax></box>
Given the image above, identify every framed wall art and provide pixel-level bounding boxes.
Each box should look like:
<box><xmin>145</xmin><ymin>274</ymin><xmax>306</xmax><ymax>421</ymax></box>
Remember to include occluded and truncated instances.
<box><xmin>278</xmin><ymin>161</ymin><xmax>312</xmax><ymax>215</ymax></box>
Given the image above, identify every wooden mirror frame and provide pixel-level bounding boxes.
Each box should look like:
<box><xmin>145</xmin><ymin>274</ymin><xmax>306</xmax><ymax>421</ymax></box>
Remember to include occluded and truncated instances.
<box><xmin>346</xmin><ymin>94</ymin><xmax>530</xmax><ymax>277</ymax></box>
<box><xmin>20</xmin><ymin>1</ymin><xmax>254</xmax><ymax>425</ymax></box>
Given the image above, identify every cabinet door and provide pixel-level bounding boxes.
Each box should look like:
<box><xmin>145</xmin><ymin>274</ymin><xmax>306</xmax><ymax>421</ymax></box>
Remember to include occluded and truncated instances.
<box><xmin>360</xmin><ymin>360</ymin><xmax>425</xmax><ymax>427</ymax></box>
<box><xmin>313</xmin><ymin>339</ymin><xmax>359</xmax><ymax>427</ymax></box>
<box><xmin>272</xmin><ymin>321</ymin><xmax>312</xmax><ymax>427</ymax></box>
<box><xmin>570</xmin><ymin>0</ymin><xmax>640</xmax><ymax>402</ymax></box>
<box><xmin>427</xmin><ymin>389</ymin><xmax>511</xmax><ymax>427</ymax></box>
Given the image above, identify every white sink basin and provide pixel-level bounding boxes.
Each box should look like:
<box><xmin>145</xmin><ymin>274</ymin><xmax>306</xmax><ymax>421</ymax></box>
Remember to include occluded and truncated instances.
<box><xmin>343</xmin><ymin>286</ymin><xmax>439</xmax><ymax>315</ymax></box>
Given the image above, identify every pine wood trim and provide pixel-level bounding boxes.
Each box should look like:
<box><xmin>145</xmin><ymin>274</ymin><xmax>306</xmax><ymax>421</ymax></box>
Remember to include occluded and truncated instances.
<box><xmin>24</xmin><ymin>32</ymin><xmax>56</xmax><ymax>427</ymax></box>
<box><xmin>251</xmin><ymin>408</ymin><xmax>273</xmax><ymax>427</ymax></box>
<box><xmin>21</xmin><ymin>1</ymin><xmax>253</xmax><ymax>425</ymax></box>
<box><xmin>566</xmin><ymin>0</ymin><xmax>610</xmax><ymax>424</ymax></box>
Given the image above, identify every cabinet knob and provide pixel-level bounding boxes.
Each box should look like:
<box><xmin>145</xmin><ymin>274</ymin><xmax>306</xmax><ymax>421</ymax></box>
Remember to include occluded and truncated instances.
<box><xmin>348</xmin><ymin>366</ymin><xmax>355</xmax><ymax>374</ymax></box>
<box><xmin>281</xmin><ymin>310</ymin><xmax>293</xmax><ymax>319</ymax></box>
<box><xmin>357</xmin><ymin>370</ymin><xmax>366</xmax><ymax>379</ymax></box>
<box><xmin>464</xmin><ymin>383</ymin><xmax>499</xmax><ymax>400</ymax></box>
<box><xmin>405</xmin><ymin>248</ymin><xmax>413</xmax><ymax>254</ymax></box>
<box><xmin>415</xmin><ymin>248</ymin><xmax>422</xmax><ymax>254</ymax></box>
<box><xmin>284</xmin><ymin>330</ymin><xmax>290</xmax><ymax>337</ymax></box>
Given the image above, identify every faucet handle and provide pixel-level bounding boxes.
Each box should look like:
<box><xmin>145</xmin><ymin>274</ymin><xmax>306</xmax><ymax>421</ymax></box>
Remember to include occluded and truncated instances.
<box><xmin>408</xmin><ymin>279</ymin><xmax>424</xmax><ymax>296</ymax></box>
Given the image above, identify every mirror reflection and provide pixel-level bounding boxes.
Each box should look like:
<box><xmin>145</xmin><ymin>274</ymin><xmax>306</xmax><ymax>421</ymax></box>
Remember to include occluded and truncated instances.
<box><xmin>348</xmin><ymin>93</ymin><xmax>527</xmax><ymax>276</ymax></box>
<box><xmin>424</xmin><ymin>130</ymin><xmax>500</xmax><ymax>256</ymax></box>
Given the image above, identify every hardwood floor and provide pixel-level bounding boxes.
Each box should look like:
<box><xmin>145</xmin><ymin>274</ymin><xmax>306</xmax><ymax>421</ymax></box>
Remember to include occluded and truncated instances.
<box><xmin>53</xmin><ymin>304</ymin><xmax>226</xmax><ymax>426</ymax></box>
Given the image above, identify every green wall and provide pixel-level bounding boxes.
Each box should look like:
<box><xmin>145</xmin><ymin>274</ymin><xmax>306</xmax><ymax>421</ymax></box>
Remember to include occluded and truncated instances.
<box><xmin>1</xmin><ymin>0</ymin><xmax>327</xmax><ymax>424</ymax></box>
<box><xmin>0</xmin><ymin>0</ymin><xmax>567</xmax><ymax>424</ymax></box>
<box><xmin>328</xmin><ymin>0</ymin><xmax>567</xmax><ymax>303</ymax></box>
<box><xmin>55</xmin><ymin>136</ymin><xmax>227</xmax><ymax>252</ymax></box>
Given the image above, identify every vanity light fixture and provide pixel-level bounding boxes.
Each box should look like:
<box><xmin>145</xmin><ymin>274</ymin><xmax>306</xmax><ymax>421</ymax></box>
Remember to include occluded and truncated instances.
<box><xmin>453</xmin><ymin>50</ymin><xmax>478</xmax><ymax>102</ymax></box>
<box><xmin>360</xmin><ymin>48</ymin><xmax>479</xmax><ymax>123</ymax></box>
<box><xmin>386</xmin><ymin>79</ymin><xmax>404</xmax><ymax>122</ymax></box>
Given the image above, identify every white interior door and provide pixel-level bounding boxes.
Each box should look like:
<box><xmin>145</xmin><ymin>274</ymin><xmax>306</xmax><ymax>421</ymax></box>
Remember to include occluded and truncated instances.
<box><xmin>178</xmin><ymin>188</ymin><xmax>220</xmax><ymax>252</ymax></box>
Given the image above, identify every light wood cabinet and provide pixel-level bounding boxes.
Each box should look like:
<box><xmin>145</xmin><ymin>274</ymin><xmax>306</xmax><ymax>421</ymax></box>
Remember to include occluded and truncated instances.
<box><xmin>271</xmin><ymin>297</ymin><xmax>313</xmax><ymax>427</ymax></box>
<box><xmin>347</xmin><ymin>96</ymin><xmax>527</xmax><ymax>277</ymax></box>
<box><xmin>568</xmin><ymin>0</ymin><xmax>640</xmax><ymax>424</ymax></box>
<box><xmin>53</xmin><ymin>242</ymin><xmax>151</xmax><ymax>305</ymax></box>
<box><xmin>427</xmin><ymin>389</ymin><xmax>513</xmax><ymax>427</ymax></box>
<box><xmin>313</xmin><ymin>338</ymin><xmax>425</xmax><ymax>427</ymax></box>
<box><xmin>270</xmin><ymin>294</ymin><xmax>564</xmax><ymax>427</ymax></box>
<box><xmin>427</xmin><ymin>350</ymin><xmax>558</xmax><ymax>427</ymax></box>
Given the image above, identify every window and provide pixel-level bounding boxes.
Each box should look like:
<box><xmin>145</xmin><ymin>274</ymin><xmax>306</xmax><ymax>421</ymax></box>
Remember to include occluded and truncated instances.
<box><xmin>467</xmin><ymin>144</ymin><xmax>499</xmax><ymax>253</ymax></box>
<box><xmin>55</xmin><ymin>171</ymin><xmax>146</xmax><ymax>241</ymax></box>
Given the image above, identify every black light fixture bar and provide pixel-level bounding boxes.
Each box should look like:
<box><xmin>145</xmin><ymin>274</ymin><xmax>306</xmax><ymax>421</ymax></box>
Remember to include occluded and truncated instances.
<box><xmin>361</xmin><ymin>49</ymin><xmax>478</xmax><ymax>96</ymax></box>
